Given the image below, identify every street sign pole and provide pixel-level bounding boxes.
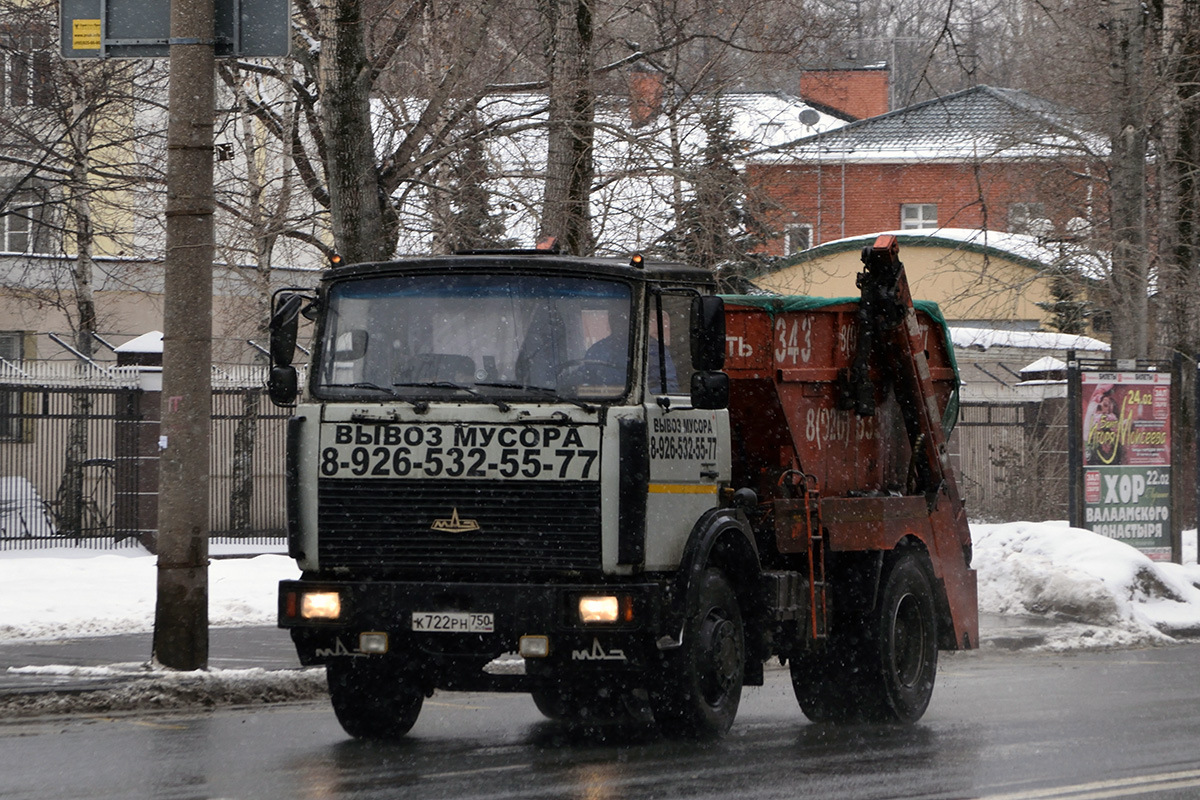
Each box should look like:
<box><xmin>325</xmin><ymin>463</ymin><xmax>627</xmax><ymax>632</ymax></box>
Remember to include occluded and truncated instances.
<box><xmin>152</xmin><ymin>0</ymin><xmax>215</xmax><ymax>671</ymax></box>
<box><xmin>57</xmin><ymin>0</ymin><xmax>288</xmax><ymax>670</ymax></box>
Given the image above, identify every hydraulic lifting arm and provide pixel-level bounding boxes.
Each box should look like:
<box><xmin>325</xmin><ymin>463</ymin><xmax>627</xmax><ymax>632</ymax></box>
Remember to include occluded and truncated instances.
<box><xmin>841</xmin><ymin>234</ymin><xmax>979</xmax><ymax>649</ymax></box>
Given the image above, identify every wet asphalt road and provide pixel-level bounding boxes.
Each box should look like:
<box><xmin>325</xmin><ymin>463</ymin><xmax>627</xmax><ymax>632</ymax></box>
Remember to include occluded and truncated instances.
<box><xmin>3</xmin><ymin>644</ymin><xmax>1200</xmax><ymax>800</ymax></box>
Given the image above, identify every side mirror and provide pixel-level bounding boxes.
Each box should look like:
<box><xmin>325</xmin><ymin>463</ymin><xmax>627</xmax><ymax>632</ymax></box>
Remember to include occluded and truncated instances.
<box><xmin>690</xmin><ymin>295</ymin><xmax>725</xmax><ymax>371</ymax></box>
<box><xmin>690</xmin><ymin>371</ymin><xmax>729</xmax><ymax>410</ymax></box>
<box><xmin>270</xmin><ymin>293</ymin><xmax>305</xmax><ymax>367</ymax></box>
<box><xmin>268</xmin><ymin>365</ymin><xmax>298</xmax><ymax>407</ymax></box>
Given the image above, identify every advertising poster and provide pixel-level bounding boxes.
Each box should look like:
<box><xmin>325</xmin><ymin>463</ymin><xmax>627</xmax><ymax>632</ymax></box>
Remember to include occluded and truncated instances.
<box><xmin>1081</xmin><ymin>371</ymin><xmax>1172</xmax><ymax>560</ymax></box>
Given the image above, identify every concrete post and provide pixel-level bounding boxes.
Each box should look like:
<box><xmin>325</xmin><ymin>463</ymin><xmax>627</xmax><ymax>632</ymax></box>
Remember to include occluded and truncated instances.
<box><xmin>153</xmin><ymin>0</ymin><xmax>215</xmax><ymax>671</ymax></box>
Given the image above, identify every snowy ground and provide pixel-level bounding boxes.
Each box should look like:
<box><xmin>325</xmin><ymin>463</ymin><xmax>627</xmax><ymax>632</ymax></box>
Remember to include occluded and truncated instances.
<box><xmin>973</xmin><ymin>522</ymin><xmax>1200</xmax><ymax>649</ymax></box>
<box><xmin>1</xmin><ymin>522</ymin><xmax>1198</xmax><ymax>651</ymax></box>
<box><xmin>0</xmin><ymin>522</ymin><xmax>1198</xmax><ymax>717</ymax></box>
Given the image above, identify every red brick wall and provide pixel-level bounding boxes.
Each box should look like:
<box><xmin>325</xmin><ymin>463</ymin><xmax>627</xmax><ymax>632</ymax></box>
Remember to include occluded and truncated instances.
<box><xmin>799</xmin><ymin>70</ymin><xmax>890</xmax><ymax>120</ymax></box>
<box><xmin>749</xmin><ymin>160</ymin><xmax>1101</xmax><ymax>253</ymax></box>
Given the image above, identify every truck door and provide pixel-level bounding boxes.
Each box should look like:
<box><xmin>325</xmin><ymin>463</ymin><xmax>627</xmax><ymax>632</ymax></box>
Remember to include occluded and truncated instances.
<box><xmin>642</xmin><ymin>292</ymin><xmax>730</xmax><ymax>570</ymax></box>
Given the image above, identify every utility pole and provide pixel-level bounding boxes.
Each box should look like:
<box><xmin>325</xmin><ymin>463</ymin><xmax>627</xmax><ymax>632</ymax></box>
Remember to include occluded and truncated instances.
<box><xmin>153</xmin><ymin>0</ymin><xmax>215</xmax><ymax>670</ymax></box>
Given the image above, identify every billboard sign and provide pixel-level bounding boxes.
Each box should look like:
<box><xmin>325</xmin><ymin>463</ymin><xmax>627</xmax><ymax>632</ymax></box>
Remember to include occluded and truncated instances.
<box><xmin>1080</xmin><ymin>370</ymin><xmax>1172</xmax><ymax>560</ymax></box>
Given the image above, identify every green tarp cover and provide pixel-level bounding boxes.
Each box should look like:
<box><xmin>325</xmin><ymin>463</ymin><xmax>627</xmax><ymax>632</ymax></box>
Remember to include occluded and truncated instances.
<box><xmin>720</xmin><ymin>294</ymin><xmax>961</xmax><ymax>434</ymax></box>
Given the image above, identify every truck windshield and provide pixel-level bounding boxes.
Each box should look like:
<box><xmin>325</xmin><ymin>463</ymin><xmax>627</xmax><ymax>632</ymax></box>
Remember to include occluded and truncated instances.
<box><xmin>314</xmin><ymin>273</ymin><xmax>633</xmax><ymax>402</ymax></box>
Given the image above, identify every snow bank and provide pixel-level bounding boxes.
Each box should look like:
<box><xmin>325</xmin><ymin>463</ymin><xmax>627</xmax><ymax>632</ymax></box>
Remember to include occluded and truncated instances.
<box><xmin>0</xmin><ymin>550</ymin><xmax>298</xmax><ymax>643</ymax></box>
<box><xmin>2</xmin><ymin>523</ymin><xmax>1200</xmax><ymax>653</ymax></box>
<box><xmin>973</xmin><ymin>521</ymin><xmax>1200</xmax><ymax>650</ymax></box>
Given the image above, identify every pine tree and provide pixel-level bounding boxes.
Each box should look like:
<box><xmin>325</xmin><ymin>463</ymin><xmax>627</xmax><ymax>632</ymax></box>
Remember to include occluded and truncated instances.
<box><xmin>1036</xmin><ymin>267</ymin><xmax>1090</xmax><ymax>335</ymax></box>
<box><xmin>664</xmin><ymin>101</ymin><xmax>769</xmax><ymax>287</ymax></box>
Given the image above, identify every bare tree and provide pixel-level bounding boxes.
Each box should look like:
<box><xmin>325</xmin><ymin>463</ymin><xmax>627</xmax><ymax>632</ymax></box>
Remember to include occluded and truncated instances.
<box><xmin>0</xmin><ymin>0</ymin><xmax>168</xmax><ymax>534</ymax></box>
<box><xmin>1151</xmin><ymin>0</ymin><xmax>1200</xmax><ymax>359</ymax></box>
<box><xmin>1104</xmin><ymin>0</ymin><xmax>1151</xmax><ymax>359</ymax></box>
<box><xmin>539</xmin><ymin>0</ymin><xmax>596</xmax><ymax>253</ymax></box>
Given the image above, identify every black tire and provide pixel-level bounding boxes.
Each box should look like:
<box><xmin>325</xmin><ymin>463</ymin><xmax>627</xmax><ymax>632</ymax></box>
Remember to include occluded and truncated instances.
<box><xmin>531</xmin><ymin>687</ymin><xmax>576</xmax><ymax>721</ymax></box>
<box><xmin>790</xmin><ymin>647</ymin><xmax>862</xmax><ymax>723</ymax></box>
<box><xmin>531</xmin><ymin>685</ymin><xmax>629</xmax><ymax>724</ymax></box>
<box><xmin>652</xmin><ymin>567</ymin><xmax>745</xmax><ymax>738</ymax></box>
<box><xmin>326</xmin><ymin>660</ymin><xmax>424</xmax><ymax>740</ymax></box>
<box><xmin>862</xmin><ymin>551</ymin><xmax>939</xmax><ymax>722</ymax></box>
<box><xmin>790</xmin><ymin>551</ymin><xmax>937</xmax><ymax>724</ymax></box>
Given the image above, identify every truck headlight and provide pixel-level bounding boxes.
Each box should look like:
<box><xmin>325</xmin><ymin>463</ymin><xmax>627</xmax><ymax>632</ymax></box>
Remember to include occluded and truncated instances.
<box><xmin>578</xmin><ymin>595</ymin><xmax>620</xmax><ymax>624</ymax></box>
<box><xmin>301</xmin><ymin>591</ymin><xmax>342</xmax><ymax>620</ymax></box>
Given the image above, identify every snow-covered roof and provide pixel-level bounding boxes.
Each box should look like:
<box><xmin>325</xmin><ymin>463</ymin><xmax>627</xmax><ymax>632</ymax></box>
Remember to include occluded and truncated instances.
<box><xmin>951</xmin><ymin>327</ymin><xmax>1109</xmax><ymax>353</ymax></box>
<box><xmin>779</xmin><ymin>227</ymin><xmax>1109</xmax><ymax>279</ymax></box>
<box><xmin>1020</xmin><ymin>356</ymin><xmax>1068</xmax><ymax>374</ymax></box>
<box><xmin>720</xmin><ymin>92</ymin><xmax>847</xmax><ymax>152</ymax></box>
<box><xmin>749</xmin><ymin>85</ymin><xmax>1105</xmax><ymax>164</ymax></box>
<box><xmin>113</xmin><ymin>331</ymin><xmax>163</xmax><ymax>353</ymax></box>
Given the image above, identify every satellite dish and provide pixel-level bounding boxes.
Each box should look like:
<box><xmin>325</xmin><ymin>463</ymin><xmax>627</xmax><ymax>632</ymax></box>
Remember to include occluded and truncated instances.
<box><xmin>798</xmin><ymin>108</ymin><xmax>820</xmax><ymax>127</ymax></box>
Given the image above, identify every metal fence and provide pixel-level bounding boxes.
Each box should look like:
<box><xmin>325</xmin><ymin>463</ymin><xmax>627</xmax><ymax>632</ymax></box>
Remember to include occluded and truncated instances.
<box><xmin>0</xmin><ymin>365</ymin><xmax>1074</xmax><ymax>549</ymax></box>
<box><xmin>949</xmin><ymin>399</ymin><xmax>1070</xmax><ymax>523</ymax></box>
<box><xmin>0</xmin><ymin>364</ymin><xmax>288</xmax><ymax>551</ymax></box>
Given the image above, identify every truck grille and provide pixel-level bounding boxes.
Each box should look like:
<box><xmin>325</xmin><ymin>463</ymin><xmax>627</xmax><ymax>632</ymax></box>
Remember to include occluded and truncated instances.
<box><xmin>317</xmin><ymin>479</ymin><xmax>602</xmax><ymax>575</ymax></box>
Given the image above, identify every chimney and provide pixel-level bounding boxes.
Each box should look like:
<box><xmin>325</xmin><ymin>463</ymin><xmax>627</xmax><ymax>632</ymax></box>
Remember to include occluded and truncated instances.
<box><xmin>628</xmin><ymin>68</ymin><xmax>665</xmax><ymax>128</ymax></box>
<box><xmin>799</xmin><ymin>66</ymin><xmax>890</xmax><ymax>120</ymax></box>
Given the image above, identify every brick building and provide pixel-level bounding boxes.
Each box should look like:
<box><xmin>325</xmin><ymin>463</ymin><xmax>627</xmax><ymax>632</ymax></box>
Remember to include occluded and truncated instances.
<box><xmin>747</xmin><ymin>84</ymin><xmax>1105</xmax><ymax>256</ymax></box>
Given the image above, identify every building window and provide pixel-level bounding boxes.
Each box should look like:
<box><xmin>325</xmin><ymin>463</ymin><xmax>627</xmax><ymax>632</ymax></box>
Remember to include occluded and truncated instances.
<box><xmin>0</xmin><ymin>190</ymin><xmax>47</xmax><ymax>254</ymax></box>
<box><xmin>901</xmin><ymin>203</ymin><xmax>937</xmax><ymax>230</ymax></box>
<box><xmin>784</xmin><ymin>224</ymin><xmax>812</xmax><ymax>254</ymax></box>
<box><xmin>0</xmin><ymin>28</ymin><xmax>54</xmax><ymax>109</ymax></box>
<box><xmin>1008</xmin><ymin>202</ymin><xmax>1051</xmax><ymax>237</ymax></box>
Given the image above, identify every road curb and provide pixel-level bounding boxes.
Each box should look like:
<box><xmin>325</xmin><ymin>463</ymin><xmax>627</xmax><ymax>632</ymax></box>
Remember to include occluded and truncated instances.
<box><xmin>0</xmin><ymin>667</ymin><xmax>327</xmax><ymax>719</ymax></box>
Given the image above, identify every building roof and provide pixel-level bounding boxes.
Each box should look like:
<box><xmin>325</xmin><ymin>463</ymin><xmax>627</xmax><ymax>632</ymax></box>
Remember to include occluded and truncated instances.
<box><xmin>951</xmin><ymin>327</ymin><xmax>1108</xmax><ymax>402</ymax></box>
<box><xmin>750</xmin><ymin>85</ymin><xmax>1104</xmax><ymax>164</ymax></box>
<box><xmin>951</xmin><ymin>327</ymin><xmax>1109</xmax><ymax>353</ymax></box>
<box><xmin>772</xmin><ymin>228</ymin><xmax>1109</xmax><ymax>280</ymax></box>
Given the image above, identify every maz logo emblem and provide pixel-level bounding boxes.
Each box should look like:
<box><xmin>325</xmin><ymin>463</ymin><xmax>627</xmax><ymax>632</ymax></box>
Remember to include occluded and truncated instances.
<box><xmin>431</xmin><ymin>508</ymin><xmax>480</xmax><ymax>533</ymax></box>
<box><xmin>572</xmin><ymin>638</ymin><xmax>627</xmax><ymax>662</ymax></box>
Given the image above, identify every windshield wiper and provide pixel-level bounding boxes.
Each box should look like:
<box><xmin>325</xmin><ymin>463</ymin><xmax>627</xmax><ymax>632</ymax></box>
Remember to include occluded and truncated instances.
<box><xmin>473</xmin><ymin>381</ymin><xmax>596</xmax><ymax>412</ymax></box>
<box><xmin>323</xmin><ymin>381</ymin><xmax>432</xmax><ymax>412</ymax></box>
<box><xmin>326</xmin><ymin>381</ymin><xmax>401</xmax><ymax>396</ymax></box>
<box><xmin>392</xmin><ymin>381</ymin><xmax>511</xmax><ymax>413</ymax></box>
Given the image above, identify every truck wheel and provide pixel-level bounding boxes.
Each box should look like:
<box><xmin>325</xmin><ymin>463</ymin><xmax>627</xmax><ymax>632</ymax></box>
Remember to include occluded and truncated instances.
<box><xmin>653</xmin><ymin>567</ymin><xmax>744</xmax><ymax>738</ymax></box>
<box><xmin>790</xmin><ymin>648</ymin><xmax>861</xmax><ymax>723</ymax></box>
<box><xmin>531</xmin><ymin>687</ymin><xmax>580</xmax><ymax>721</ymax></box>
<box><xmin>861</xmin><ymin>551</ymin><xmax>939</xmax><ymax>723</ymax></box>
<box><xmin>326</xmin><ymin>660</ymin><xmax>424</xmax><ymax>739</ymax></box>
<box><xmin>531</xmin><ymin>685</ymin><xmax>628</xmax><ymax>724</ymax></box>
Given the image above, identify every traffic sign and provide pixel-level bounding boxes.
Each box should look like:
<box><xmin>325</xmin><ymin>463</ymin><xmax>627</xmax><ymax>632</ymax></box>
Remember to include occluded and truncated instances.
<box><xmin>60</xmin><ymin>0</ymin><xmax>291</xmax><ymax>58</ymax></box>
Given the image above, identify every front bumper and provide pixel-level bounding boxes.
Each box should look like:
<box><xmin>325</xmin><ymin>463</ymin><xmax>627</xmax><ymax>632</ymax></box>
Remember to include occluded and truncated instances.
<box><xmin>279</xmin><ymin>578</ymin><xmax>670</xmax><ymax>692</ymax></box>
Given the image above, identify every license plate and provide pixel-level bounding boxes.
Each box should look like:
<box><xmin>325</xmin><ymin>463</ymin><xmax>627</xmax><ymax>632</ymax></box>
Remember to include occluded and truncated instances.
<box><xmin>411</xmin><ymin>611</ymin><xmax>494</xmax><ymax>633</ymax></box>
